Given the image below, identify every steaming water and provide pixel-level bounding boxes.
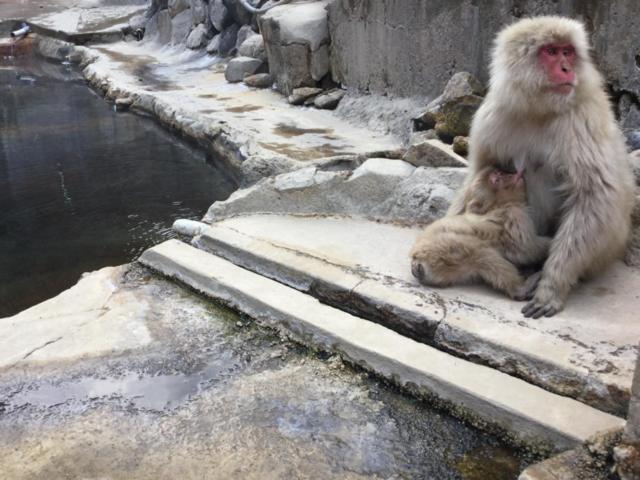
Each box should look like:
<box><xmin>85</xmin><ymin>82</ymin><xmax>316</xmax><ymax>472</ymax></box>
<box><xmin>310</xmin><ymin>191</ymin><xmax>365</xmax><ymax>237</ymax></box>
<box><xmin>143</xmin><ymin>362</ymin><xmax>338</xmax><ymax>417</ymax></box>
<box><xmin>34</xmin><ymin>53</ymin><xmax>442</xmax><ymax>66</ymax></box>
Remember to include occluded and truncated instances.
<box><xmin>0</xmin><ymin>56</ymin><xmax>238</xmax><ymax>316</ymax></box>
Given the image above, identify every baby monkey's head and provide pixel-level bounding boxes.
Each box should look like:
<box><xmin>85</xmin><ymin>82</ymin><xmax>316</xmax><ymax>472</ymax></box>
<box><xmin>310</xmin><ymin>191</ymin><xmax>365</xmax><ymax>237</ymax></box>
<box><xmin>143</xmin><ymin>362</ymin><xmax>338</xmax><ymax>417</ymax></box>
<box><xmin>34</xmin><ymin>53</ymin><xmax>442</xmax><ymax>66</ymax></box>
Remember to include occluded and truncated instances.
<box><xmin>466</xmin><ymin>167</ymin><xmax>527</xmax><ymax>214</ymax></box>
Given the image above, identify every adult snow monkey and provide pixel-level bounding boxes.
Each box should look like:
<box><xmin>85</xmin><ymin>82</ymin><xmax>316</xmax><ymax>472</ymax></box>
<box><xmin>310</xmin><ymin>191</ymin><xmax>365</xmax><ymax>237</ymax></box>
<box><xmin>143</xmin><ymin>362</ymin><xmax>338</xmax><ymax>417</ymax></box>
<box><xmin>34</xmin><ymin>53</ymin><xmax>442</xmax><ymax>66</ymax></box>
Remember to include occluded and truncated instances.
<box><xmin>447</xmin><ymin>16</ymin><xmax>634</xmax><ymax>318</ymax></box>
<box><xmin>411</xmin><ymin>167</ymin><xmax>550</xmax><ymax>299</ymax></box>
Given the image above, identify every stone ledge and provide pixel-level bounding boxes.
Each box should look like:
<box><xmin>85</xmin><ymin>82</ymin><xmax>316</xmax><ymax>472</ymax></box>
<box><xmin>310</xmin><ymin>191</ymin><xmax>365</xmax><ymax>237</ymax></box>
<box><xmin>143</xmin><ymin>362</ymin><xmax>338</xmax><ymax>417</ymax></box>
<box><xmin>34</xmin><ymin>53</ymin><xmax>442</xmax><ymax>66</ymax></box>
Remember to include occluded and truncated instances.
<box><xmin>140</xmin><ymin>239</ymin><xmax>625</xmax><ymax>452</ymax></box>
<box><xmin>192</xmin><ymin>215</ymin><xmax>640</xmax><ymax>416</ymax></box>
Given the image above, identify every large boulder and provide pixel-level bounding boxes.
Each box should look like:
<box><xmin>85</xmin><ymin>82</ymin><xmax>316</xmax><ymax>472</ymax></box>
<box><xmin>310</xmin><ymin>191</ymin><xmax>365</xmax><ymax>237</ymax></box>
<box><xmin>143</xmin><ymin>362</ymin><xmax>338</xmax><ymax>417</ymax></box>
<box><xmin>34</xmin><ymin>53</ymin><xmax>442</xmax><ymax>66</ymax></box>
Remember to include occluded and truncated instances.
<box><xmin>235</xmin><ymin>25</ymin><xmax>255</xmax><ymax>51</ymax></box>
<box><xmin>223</xmin><ymin>0</ymin><xmax>254</xmax><ymax>25</ymax></box>
<box><xmin>186</xmin><ymin>23</ymin><xmax>210</xmax><ymax>49</ymax></box>
<box><xmin>209</xmin><ymin>0</ymin><xmax>232</xmax><ymax>31</ymax></box>
<box><xmin>238</xmin><ymin>33</ymin><xmax>266</xmax><ymax>62</ymax></box>
<box><xmin>259</xmin><ymin>0</ymin><xmax>331</xmax><ymax>95</ymax></box>
<box><xmin>144</xmin><ymin>10</ymin><xmax>172</xmax><ymax>44</ymax></box>
<box><xmin>225</xmin><ymin>56</ymin><xmax>264</xmax><ymax>83</ymax></box>
<box><xmin>314</xmin><ymin>89</ymin><xmax>346</xmax><ymax>110</ymax></box>
<box><xmin>614</xmin><ymin>346</ymin><xmax>640</xmax><ymax>480</ymax></box>
<box><xmin>170</xmin><ymin>9</ymin><xmax>192</xmax><ymax>45</ymax></box>
<box><xmin>403</xmin><ymin>138</ymin><xmax>468</xmax><ymax>168</ymax></box>
<box><xmin>244</xmin><ymin>73</ymin><xmax>273</xmax><ymax>88</ymax></box>
<box><xmin>413</xmin><ymin>72</ymin><xmax>485</xmax><ymax>142</ymax></box>
<box><xmin>168</xmin><ymin>0</ymin><xmax>190</xmax><ymax>17</ymax></box>
<box><xmin>204</xmin><ymin>159</ymin><xmax>466</xmax><ymax>225</ymax></box>
<box><xmin>190</xmin><ymin>0</ymin><xmax>208</xmax><ymax>25</ymax></box>
<box><xmin>217</xmin><ymin>23</ymin><xmax>240</xmax><ymax>56</ymax></box>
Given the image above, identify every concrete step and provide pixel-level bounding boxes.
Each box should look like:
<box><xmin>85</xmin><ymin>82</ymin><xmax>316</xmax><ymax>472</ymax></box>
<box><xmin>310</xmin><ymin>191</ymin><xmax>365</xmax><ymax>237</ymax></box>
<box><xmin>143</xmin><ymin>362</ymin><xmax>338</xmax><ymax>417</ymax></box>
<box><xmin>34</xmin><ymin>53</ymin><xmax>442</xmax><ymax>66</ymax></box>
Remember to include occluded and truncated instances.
<box><xmin>191</xmin><ymin>215</ymin><xmax>640</xmax><ymax>416</ymax></box>
<box><xmin>139</xmin><ymin>239</ymin><xmax>625</xmax><ymax>452</ymax></box>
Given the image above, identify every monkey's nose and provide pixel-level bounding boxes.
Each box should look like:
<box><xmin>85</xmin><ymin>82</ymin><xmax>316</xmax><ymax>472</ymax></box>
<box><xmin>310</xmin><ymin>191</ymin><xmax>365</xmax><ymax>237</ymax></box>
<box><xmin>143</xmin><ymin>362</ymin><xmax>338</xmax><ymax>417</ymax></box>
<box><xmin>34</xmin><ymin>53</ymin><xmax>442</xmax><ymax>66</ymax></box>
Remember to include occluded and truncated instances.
<box><xmin>411</xmin><ymin>261</ymin><xmax>424</xmax><ymax>281</ymax></box>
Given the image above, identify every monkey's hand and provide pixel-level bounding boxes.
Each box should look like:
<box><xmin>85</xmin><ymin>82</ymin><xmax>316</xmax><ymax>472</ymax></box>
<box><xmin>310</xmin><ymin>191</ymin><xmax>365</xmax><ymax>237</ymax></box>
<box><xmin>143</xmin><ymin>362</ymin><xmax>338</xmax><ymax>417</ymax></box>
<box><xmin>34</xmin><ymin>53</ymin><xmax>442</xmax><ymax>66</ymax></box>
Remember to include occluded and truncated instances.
<box><xmin>513</xmin><ymin>271</ymin><xmax>541</xmax><ymax>301</ymax></box>
<box><xmin>521</xmin><ymin>281</ymin><xmax>565</xmax><ymax>318</ymax></box>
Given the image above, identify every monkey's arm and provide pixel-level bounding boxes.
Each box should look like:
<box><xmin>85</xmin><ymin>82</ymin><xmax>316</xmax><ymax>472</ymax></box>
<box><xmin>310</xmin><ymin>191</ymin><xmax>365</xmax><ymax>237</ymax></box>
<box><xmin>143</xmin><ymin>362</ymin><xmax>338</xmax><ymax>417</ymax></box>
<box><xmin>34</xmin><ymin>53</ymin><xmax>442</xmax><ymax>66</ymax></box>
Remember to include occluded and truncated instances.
<box><xmin>522</xmin><ymin>166</ymin><xmax>629</xmax><ymax>318</ymax></box>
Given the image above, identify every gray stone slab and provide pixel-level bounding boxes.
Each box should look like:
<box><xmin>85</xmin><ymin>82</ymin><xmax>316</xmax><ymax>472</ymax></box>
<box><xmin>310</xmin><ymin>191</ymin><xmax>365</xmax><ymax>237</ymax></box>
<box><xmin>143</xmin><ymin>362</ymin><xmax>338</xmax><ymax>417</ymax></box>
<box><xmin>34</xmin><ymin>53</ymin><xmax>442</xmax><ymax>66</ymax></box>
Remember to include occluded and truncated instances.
<box><xmin>0</xmin><ymin>266</ymin><xmax>151</xmax><ymax>369</ymax></box>
<box><xmin>139</xmin><ymin>239</ymin><xmax>625</xmax><ymax>451</ymax></box>
<box><xmin>195</xmin><ymin>214</ymin><xmax>640</xmax><ymax>415</ymax></box>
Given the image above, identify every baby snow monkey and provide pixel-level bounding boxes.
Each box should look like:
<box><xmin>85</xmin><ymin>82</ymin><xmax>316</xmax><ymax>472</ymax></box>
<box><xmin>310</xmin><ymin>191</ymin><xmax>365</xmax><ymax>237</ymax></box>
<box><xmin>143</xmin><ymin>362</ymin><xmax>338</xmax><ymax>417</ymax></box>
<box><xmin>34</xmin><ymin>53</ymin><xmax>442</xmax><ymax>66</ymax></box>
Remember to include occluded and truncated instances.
<box><xmin>410</xmin><ymin>167</ymin><xmax>550</xmax><ymax>299</ymax></box>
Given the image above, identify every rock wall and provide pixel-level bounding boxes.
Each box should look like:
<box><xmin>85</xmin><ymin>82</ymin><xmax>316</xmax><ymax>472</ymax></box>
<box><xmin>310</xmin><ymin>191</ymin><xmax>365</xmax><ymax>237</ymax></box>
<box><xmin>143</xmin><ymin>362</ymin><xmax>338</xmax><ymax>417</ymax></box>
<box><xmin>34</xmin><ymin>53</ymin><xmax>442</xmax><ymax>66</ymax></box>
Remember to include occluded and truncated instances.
<box><xmin>615</xmin><ymin>348</ymin><xmax>640</xmax><ymax>479</ymax></box>
<box><xmin>327</xmin><ymin>0</ymin><xmax>640</xmax><ymax>127</ymax></box>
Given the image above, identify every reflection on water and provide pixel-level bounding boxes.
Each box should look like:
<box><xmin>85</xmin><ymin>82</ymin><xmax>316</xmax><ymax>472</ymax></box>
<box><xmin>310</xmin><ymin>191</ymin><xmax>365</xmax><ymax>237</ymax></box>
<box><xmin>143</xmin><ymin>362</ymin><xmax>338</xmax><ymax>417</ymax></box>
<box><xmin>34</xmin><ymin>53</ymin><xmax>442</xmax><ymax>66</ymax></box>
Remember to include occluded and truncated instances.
<box><xmin>0</xmin><ymin>57</ymin><xmax>238</xmax><ymax>317</ymax></box>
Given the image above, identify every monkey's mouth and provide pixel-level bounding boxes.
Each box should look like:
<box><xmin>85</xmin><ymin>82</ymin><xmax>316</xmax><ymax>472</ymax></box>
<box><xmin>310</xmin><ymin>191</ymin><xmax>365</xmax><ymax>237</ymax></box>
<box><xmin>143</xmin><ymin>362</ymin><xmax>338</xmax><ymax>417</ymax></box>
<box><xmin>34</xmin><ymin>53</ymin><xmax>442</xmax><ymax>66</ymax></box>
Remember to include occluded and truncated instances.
<box><xmin>549</xmin><ymin>83</ymin><xmax>575</xmax><ymax>94</ymax></box>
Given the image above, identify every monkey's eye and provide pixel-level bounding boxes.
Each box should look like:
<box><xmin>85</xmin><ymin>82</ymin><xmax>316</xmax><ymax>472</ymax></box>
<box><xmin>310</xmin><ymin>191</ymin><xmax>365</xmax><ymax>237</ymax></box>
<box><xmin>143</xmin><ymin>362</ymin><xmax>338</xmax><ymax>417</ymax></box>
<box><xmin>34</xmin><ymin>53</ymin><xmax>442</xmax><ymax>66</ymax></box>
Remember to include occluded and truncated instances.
<box><xmin>545</xmin><ymin>46</ymin><xmax>558</xmax><ymax>56</ymax></box>
<box><xmin>562</xmin><ymin>46</ymin><xmax>575</xmax><ymax>57</ymax></box>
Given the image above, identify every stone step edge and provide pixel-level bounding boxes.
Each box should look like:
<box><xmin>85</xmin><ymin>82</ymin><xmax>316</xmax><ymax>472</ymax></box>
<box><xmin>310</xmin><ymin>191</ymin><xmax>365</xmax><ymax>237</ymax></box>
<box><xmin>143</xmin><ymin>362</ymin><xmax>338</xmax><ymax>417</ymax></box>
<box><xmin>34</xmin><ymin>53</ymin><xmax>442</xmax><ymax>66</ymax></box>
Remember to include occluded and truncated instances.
<box><xmin>193</xmin><ymin>224</ymin><xmax>623</xmax><ymax>415</ymax></box>
<box><xmin>139</xmin><ymin>239</ymin><xmax>625</xmax><ymax>453</ymax></box>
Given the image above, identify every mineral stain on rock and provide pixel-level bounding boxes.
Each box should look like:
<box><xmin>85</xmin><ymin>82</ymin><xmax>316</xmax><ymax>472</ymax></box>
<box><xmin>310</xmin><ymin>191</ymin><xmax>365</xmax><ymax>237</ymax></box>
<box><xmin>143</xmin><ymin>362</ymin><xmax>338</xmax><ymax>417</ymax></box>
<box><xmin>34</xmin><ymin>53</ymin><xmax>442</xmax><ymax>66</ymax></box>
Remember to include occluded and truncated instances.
<box><xmin>273</xmin><ymin>123</ymin><xmax>334</xmax><ymax>138</ymax></box>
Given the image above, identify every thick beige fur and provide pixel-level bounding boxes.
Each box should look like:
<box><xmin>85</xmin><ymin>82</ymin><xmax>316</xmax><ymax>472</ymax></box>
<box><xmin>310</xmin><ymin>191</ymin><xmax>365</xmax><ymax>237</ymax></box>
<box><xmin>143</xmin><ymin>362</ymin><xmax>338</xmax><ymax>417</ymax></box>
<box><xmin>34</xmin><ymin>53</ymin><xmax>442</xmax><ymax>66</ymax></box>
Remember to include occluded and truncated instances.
<box><xmin>411</xmin><ymin>167</ymin><xmax>550</xmax><ymax>299</ymax></box>
<box><xmin>447</xmin><ymin>16</ymin><xmax>635</xmax><ymax>317</ymax></box>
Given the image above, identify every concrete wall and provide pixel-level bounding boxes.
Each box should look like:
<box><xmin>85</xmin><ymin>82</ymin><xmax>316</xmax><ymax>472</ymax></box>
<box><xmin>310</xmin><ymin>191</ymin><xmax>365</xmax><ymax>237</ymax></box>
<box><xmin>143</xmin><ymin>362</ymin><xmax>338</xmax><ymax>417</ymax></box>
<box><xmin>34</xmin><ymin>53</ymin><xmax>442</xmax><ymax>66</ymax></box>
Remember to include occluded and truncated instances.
<box><xmin>327</xmin><ymin>0</ymin><xmax>639</xmax><ymax>125</ymax></box>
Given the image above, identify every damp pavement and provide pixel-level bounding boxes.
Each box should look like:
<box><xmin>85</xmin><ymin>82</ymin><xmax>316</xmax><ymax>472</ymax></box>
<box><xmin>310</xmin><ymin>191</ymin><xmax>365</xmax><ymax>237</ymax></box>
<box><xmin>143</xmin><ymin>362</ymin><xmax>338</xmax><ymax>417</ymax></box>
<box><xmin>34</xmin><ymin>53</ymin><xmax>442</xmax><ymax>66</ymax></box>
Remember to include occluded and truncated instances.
<box><xmin>0</xmin><ymin>264</ymin><xmax>532</xmax><ymax>479</ymax></box>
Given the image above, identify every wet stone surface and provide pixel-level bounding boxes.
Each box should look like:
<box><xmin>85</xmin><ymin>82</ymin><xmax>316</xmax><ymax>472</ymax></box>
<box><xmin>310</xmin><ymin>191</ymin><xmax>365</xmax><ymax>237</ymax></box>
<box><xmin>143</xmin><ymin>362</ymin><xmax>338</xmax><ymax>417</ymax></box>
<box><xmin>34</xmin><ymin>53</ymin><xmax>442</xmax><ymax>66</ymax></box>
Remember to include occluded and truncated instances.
<box><xmin>0</xmin><ymin>265</ymin><xmax>532</xmax><ymax>479</ymax></box>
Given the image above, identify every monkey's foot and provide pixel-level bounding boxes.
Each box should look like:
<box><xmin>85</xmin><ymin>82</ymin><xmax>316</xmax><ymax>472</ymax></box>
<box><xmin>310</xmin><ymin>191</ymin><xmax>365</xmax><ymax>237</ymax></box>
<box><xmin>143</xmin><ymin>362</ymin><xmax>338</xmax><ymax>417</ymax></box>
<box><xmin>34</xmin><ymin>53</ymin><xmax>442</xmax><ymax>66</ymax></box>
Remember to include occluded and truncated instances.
<box><xmin>522</xmin><ymin>293</ymin><xmax>564</xmax><ymax>318</ymax></box>
<box><xmin>513</xmin><ymin>271</ymin><xmax>542</xmax><ymax>301</ymax></box>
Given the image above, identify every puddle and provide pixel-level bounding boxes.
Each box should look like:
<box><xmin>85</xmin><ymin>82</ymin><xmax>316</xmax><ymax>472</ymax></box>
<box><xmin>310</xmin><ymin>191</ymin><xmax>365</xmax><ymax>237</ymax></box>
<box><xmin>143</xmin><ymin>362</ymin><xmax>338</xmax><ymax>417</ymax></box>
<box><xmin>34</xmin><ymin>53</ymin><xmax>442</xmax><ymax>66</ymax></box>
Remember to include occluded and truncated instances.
<box><xmin>226</xmin><ymin>104</ymin><xmax>263</xmax><ymax>113</ymax></box>
<box><xmin>273</xmin><ymin>123</ymin><xmax>333</xmax><ymax>138</ymax></box>
<box><xmin>95</xmin><ymin>47</ymin><xmax>180</xmax><ymax>91</ymax></box>
<box><xmin>259</xmin><ymin>141</ymin><xmax>351</xmax><ymax>160</ymax></box>
<box><xmin>8</xmin><ymin>353</ymin><xmax>238</xmax><ymax>411</ymax></box>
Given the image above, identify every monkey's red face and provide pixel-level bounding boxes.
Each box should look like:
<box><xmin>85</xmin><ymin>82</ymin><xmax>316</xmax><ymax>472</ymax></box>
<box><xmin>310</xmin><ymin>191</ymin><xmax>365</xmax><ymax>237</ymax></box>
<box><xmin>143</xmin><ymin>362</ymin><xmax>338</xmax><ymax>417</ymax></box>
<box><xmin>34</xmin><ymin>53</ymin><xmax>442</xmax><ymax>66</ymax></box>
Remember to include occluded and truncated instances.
<box><xmin>538</xmin><ymin>43</ymin><xmax>577</xmax><ymax>94</ymax></box>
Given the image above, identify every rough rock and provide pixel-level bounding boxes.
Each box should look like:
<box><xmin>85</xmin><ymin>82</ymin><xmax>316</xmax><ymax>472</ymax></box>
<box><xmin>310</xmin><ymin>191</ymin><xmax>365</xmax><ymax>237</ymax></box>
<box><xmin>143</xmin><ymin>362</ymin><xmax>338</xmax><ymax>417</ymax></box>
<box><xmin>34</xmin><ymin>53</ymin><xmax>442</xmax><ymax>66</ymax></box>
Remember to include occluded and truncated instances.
<box><xmin>206</xmin><ymin>34</ymin><xmax>221</xmax><ymax>53</ymax></box>
<box><xmin>217</xmin><ymin>23</ymin><xmax>240</xmax><ymax>56</ymax></box>
<box><xmin>243</xmin><ymin>73</ymin><xmax>273</xmax><ymax>88</ymax></box>
<box><xmin>209</xmin><ymin>0</ymin><xmax>232</xmax><ymax>31</ymax></box>
<box><xmin>624</xmin><ymin>194</ymin><xmax>640</xmax><ymax>268</ymax></box>
<box><xmin>403</xmin><ymin>138</ymin><xmax>468</xmax><ymax>168</ymax></box>
<box><xmin>619</xmin><ymin>93</ymin><xmax>640</xmax><ymax>131</ymax></box>
<box><xmin>627</xmin><ymin>130</ymin><xmax>640</xmax><ymax>152</ymax></box>
<box><xmin>170</xmin><ymin>9</ymin><xmax>192</xmax><ymax>45</ymax></box>
<box><xmin>413</xmin><ymin>72</ymin><xmax>485</xmax><ymax>141</ymax></box>
<box><xmin>173</xmin><ymin>219</ymin><xmax>208</xmax><ymax>237</ymax></box>
<box><xmin>614</xmin><ymin>347</ymin><xmax>640</xmax><ymax>480</ymax></box>
<box><xmin>452</xmin><ymin>136</ymin><xmax>469</xmax><ymax>157</ymax></box>
<box><xmin>288</xmin><ymin>87</ymin><xmax>323</xmax><ymax>106</ymax></box>
<box><xmin>240</xmin><ymin>155</ymin><xmax>299</xmax><ymax>185</ymax></box>
<box><xmin>259</xmin><ymin>0</ymin><xmax>331</xmax><ymax>95</ymax></box>
<box><xmin>128</xmin><ymin>13</ymin><xmax>148</xmax><ymax>32</ymax></box>
<box><xmin>632</xmin><ymin>150</ymin><xmax>640</xmax><ymax>185</ymax></box>
<box><xmin>223</xmin><ymin>0</ymin><xmax>254</xmax><ymax>25</ymax></box>
<box><xmin>115</xmin><ymin>97</ymin><xmax>134</xmax><ymax>111</ymax></box>
<box><xmin>337</xmin><ymin>93</ymin><xmax>429</xmax><ymax>144</ymax></box>
<box><xmin>238</xmin><ymin>33</ymin><xmax>266</xmax><ymax>62</ymax></box>
<box><xmin>190</xmin><ymin>0</ymin><xmax>208</xmax><ymax>25</ymax></box>
<box><xmin>168</xmin><ymin>0</ymin><xmax>190</xmax><ymax>17</ymax></box>
<box><xmin>235</xmin><ymin>25</ymin><xmax>255</xmax><ymax>51</ymax></box>
<box><xmin>410</xmin><ymin>130</ymin><xmax>437</xmax><ymax>143</ymax></box>
<box><xmin>204</xmin><ymin>159</ymin><xmax>466</xmax><ymax>225</ymax></box>
<box><xmin>314</xmin><ymin>89</ymin><xmax>346</xmax><ymax>110</ymax></box>
<box><xmin>186</xmin><ymin>23</ymin><xmax>210</xmax><ymax>49</ymax></box>
<box><xmin>225</xmin><ymin>56</ymin><xmax>264</xmax><ymax>83</ymax></box>
<box><xmin>144</xmin><ymin>10</ymin><xmax>172</xmax><ymax>44</ymax></box>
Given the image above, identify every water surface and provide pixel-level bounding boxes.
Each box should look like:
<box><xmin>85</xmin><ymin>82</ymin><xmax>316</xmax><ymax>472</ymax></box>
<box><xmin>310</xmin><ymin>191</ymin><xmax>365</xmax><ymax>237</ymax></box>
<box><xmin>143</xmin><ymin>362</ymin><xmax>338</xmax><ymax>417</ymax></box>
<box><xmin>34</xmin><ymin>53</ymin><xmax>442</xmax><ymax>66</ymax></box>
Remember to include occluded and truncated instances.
<box><xmin>0</xmin><ymin>56</ymin><xmax>238</xmax><ymax>316</ymax></box>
